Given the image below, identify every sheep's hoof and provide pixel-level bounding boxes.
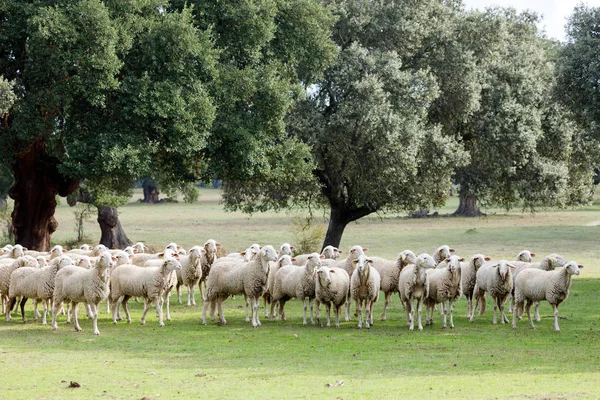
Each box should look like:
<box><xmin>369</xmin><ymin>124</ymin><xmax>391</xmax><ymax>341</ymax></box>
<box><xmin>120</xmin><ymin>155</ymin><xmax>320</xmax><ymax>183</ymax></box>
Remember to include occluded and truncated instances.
<box><xmin>52</xmin><ymin>325</ymin><xmax>58</xmax><ymax>331</ymax></box>
<box><xmin>512</xmin><ymin>325</ymin><xmax>517</xmax><ymax>329</ymax></box>
<box><xmin>159</xmin><ymin>322</ymin><xmax>165</xmax><ymax>327</ymax></box>
<box><xmin>93</xmin><ymin>330</ymin><xmax>100</xmax><ymax>335</ymax></box>
<box><xmin>554</xmin><ymin>328</ymin><xmax>560</xmax><ymax>332</ymax></box>
<box><xmin>409</xmin><ymin>326</ymin><xmax>414</xmax><ymax>331</ymax></box>
<box><xmin>418</xmin><ymin>326</ymin><xmax>423</xmax><ymax>331</ymax></box>
<box><xmin>75</xmin><ymin>327</ymin><xmax>82</xmax><ymax>332</ymax></box>
<box><xmin>450</xmin><ymin>325</ymin><xmax>455</xmax><ymax>329</ymax></box>
<box><xmin>140</xmin><ymin>321</ymin><xmax>145</xmax><ymax>325</ymax></box>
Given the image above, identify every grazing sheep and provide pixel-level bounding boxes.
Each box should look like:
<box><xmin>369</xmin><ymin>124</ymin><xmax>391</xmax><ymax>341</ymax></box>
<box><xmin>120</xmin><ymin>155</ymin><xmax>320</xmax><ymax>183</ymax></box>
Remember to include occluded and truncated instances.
<box><xmin>293</xmin><ymin>245</ymin><xmax>341</xmax><ymax>266</ymax></box>
<box><xmin>271</xmin><ymin>253</ymin><xmax>323</xmax><ymax>325</ymax></box>
<box><xmin>329</xmin><ymin>245</ymin><xmax>367</xmax><ymax>321</ymax></box>
<box><xmin>350</xmin><ymin>255</ymin><xmax>380</xmax><ymax>329</ymax></box>
<box><xmin>263</xmin><ymin>255</ymin><xmax>295</xmax><ymax>319</ymax></box>
<box><xmin>461</xmin><ymin>254</ymin><xmax>491</xmax><ymax>318</ymax></box>
<box><xmin>6</xmin><ymin>255</ymin><xmax>73</xmax><ymax>324</ymax></box>
<box><xmin>398</xmin><ymin>253</ymin><xmax>436</xmax><ymax>331</ymax></box>
<box><xmin>424</xmin><ymin>255</ymin><xmax>463</xmax><ymax>329</ymax></box>
<box><xmin>314</xmin><ymin>265</ymin><xmax>350</xmax><ymax>328</ymax></box>
<box><xmin>471</xmin><ymin>260</ymin><xmax>515</xmax><ymax>324</ymax></box>
<box><xmin>109</xmin><ymin>256</ymin><xmax>182</xmax><ymax>327</ymax></box>
<box><xmin>0</xmin><ymin>256</ymin><xmax>39</xmax><ymax>314</ymax></box>
<box><xmin>52</xmin><ymin>252</ymin><xmax>114</xmax><ymax>335</ymax></box>
<box><xmin>512</xmin><ymin>261</ymin><xmax>582</xmax><ymax>331</ymax></box>
<box><xmin>202</xmin><ymin>245</ymin><xmax>278</xmax><ymax>327</ymax></box>
<box><xmin>433</xmin><ymin>245</ymin><xmax>455</xmax><ymax>265</ymax></box>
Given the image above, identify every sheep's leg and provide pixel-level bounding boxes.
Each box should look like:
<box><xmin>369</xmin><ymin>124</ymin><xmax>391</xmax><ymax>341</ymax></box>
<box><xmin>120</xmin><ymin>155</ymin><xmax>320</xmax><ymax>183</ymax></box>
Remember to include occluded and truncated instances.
<box><xmin>356</xmin><ymin>299</ymin><xmax>363</xmax><ymax>329</ymax></box>
<box><xmin>66</xmin><ymin>302</ymin><xmax>71</xmax><ymax>323</ymax></box>
<box><xmin>85</xmin><ymin>303</ymin><xmax>93</xmax><ymax>319</ymax></box>
<box><xmin>417</xmin><ymin>298</ymin><xmax>423</xmax><ymax>331</ymax></box>
<box><xmin>244</xmin><ymin>294</ymin><xmax>250</xmax><ymax>322</ymax></box>
<box><xmin>157</xmin><ymin>297</ymin><xmax>165</xmax><ymax>327</ymax></box>
<box><xmin>335</xmin><ymin>304</ymin><xmax>342</xmax><ymax>328</ymax></box>
<box><xmin>551</xmin><ymin>303</ymin><xmax>560</xmax><ymax>331</ymax></box>
<box><xmin>218</xmin><ymin>297</ymin><xmax>226</xmax><ymax>325</ymax></box>
<box><xmin>366</xmin><ymin>300</ymin><xmax>372</xmax><ymax>329</ymax></box>
<box><xmin>165</xmin><ymin>292</ymin><xmax>172</xmax><ymax>321</ymax></box>
<box><xmin>201</xmin><ymin>298</ymin><xmax>209</xmax><ymax>325</ymax></box>
<box><xmin>72</xmin><ymin>302</ymin><xmax>82</xmax><ymax>332</ymax></box>
<box><xmin>199</xmin><ymin>279</ymin><xmax>206</xmax><ymax>302</ymax></box>
<box><xmin>91</xmin><ymin>302</ymin><xmax>100</xmax><ymax>335</ymax></box>
<box><xmin>512</xmin><ymin>301</ymin><xmax>519</xmax><ymax>329</ymax></box>
<box><xmin>42</xmin><ymin>299</ymin><xmax>48</xmax><ymax>325</ymax></box>
<box><xmin>315</xmin><ymin>299</ymin><xmax>321</xmax><ymax>327</ymax></box>
<box><xmin>33</xmin><ymin>299</ymin><xmax>38</xmax><ymax>321</ymax></box>
<box><xmin>449</xmin><ymin>299</ymin><xmax>455</xmax><ymax>329</ymax></box>
<box><xmin>325</xmin><ymin>302</ymin><xmax>332</xmax><ymax>328</ymax></box>
<box><xmin>252</xmin><ymin>296</ymin><xmax>261</xmax><ymax>328</ymax></box>
<box><xmin>110</xmin><ymin>298</ymin><xmax>120</xmax><ymax>324</ymax></box>
<box><xmin>122</xmin><ymin>295</ymin><xmax>132</xmax><ymax>324</ymax></box>
<box><xmin>344</xmin><ymin>298</ymin><xmax>351</xmax><ymax>322</ymax></box>
<box><xmin>507</xmin><ymin>293</ymin><xmax>513</xmax><ymax>313</ymax></box>
<box><xmin>408</xmin><ymin>298</ymin><xmax>415</xmax><ymax>331</ymax></box>
<box><xmin>382</xmin><ymin>292</ymin><xmax>391</xmax><ymax>321</ymax></box>
<box><xmin>270</xmin><ymin>299</ymin><xmax>277</xmax><ymax>321</ymax></box>
<box><xmin>177</xmin><ymin>283</ymin><xmax>182</xmax><ymax>305</ymax></box>
<box><xmin>441</xmin><ymin>302</ymin><xmax>447</xmax><ymax>329</ymax></box>
<box><xmin>534</xmin><ymin>301</ymin><xmax>541</xmax><ymax>322</ymax></box>
<box><xmin>500</xmin><ymin>297</ymin><xmax>509</xmax><ymax>324</ymax></box>
<box><xmin>186</xmin><ymin>284</ymin><xmax>192</xmax><ymax>306</ymax></box>
<box><xmin>51</xmin><ymin>299</ymin><xmax>62</xmax><ymax>330</ymax></box>
<box><xmin>263</xmin><ymin>296</ymin><xmax>269</xmax><ymax>319</ymax></box>
<box><xmin>18</xmin><ymin>297</ymin><xmax>27</xmax><ymax>323</ymax></box>
<box><xmin>492</xmin><ymin>297</ymin><xmax>499</xmax><ymax>325</ymax></box>
<box><xmin>255</xmin><ymin>296</ymin><xmax>262</xmax><ymax>327</ymax></box>
<box><xmin>525</xmin><ymin>300</ymin><xmax>535</xmax><ymax>329</ymax></box>
<box><xmin>310</xmin><ymin>298</ymin><xmax>315</xmax><ymax>325</ymax></box>
<box><xmin>466</xmin><ymin>296</ymin><xmax>472</xmax><ymax>318</ymax></box>
<box><xmin>140</xmin><ymin>298</ymin><xmax>151</xmax><ymax>325</ymax></box>
<box><xmin>278</xmin><ymin>300</ymin><xmax>286</xmax><ymax>321</ymax></box>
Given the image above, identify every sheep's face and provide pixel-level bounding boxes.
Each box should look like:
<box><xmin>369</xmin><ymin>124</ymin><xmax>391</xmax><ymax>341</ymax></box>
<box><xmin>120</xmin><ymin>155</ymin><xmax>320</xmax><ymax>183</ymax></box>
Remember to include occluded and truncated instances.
<box><xmin>204</xmin><ymin>240</ymin><xmax>220</xmax><ymax>263</ymax></box>
<box><xmin>548</xmin><ymin>254</ymin><xmax>567</xmax><ymax>269</ymax></box>
<box><xmin>354</xmin><ymin>255</ymin><xmax>372</xmax><ymax>274</ymax></box>
<box><xmin>278</xmin><ymin>255</ymin><xmax>294</xmax><ymax>268</ymax></box>
<box><xmin>163</xmin><ymin>257</ymin><xmax>182</xmax><ymax>271</ymax></box>
<box><xmin>50</xmin><ymin>245</ymin><xmax>66</xmax><ymax>258</ymax></box>
<box><xmin>75</xmin><ymin>256</ymin><xmax>93</xmax><ymax>269</ymax></box>
<box><xmin>349</xmin><ymin>245</ymin><xmax>366</xmax><ymax>260</ymax></box>
<box><xmin>19</xmin><ymin>256</ymin><xmax>39</xmax><ymax>268</ymax></box>
<box><xmin>79</xmin><ymin>244</ymin><xmax>91</xmax><ymax>251</ymax></box>
<box><xmin>472</xmin><ymin>254</ymin><xmax>490</xmax><ymax>270</ymax></box>
<box><xmin>279</xmin><ymin>243</ymin><xmax>295</xmax><ymax>257</ymax></box>
<box><xmin>165</xmin><ymin>243</ymin><xmax>181</xmax><ymax>253</ymax></box>
<box><xmin>242</xmin><ymin>248</ymin><xmax>258</xmax><ymax>262</ymax></box>
<box><xmin>13</xmin><ymin>245</ymin><xmax>25</xmax><ymax>258</ymax></box>
<box><xmin>565</xmin><ymin>261</ymin><xmax>582</xmax><ymax>276</ymax></box>
<box><xmin>444</xmin><ymin>255</ymin><xmax>464</xmax><ymax>272</ymax></box>
<box><xmin>517</xmin><ymin>250</ymin><xmax>535</xmax><ymax>262</ymax></box>
<box><xmin>97</xmin><ymin>252</ymin><xmax>115</xmax><ymax>270</ymax></box>
<box><xmin>114</xmin><ymin>252</ymin><xmax>132</xmax><ymax>266</ymax></box>
<box><xmin>55</xmin><ymin>255</ymin><xmax>74</xmax><ymax>269</ymax></box>
<box><xmin>316</xmin><ymin>266</ymin><xmax>332</xmax><ymax>286</ymax></box>
<box><xmin>436</xmin><ymin>245</ymin><xmax>455</xmax><ymax>260</ymax></box>
<box><xmin>497</xmin><ymin>261</ymin><xmax>515</xmax><ymax>280</ymax></box>
<box><xmin>260</xmin><ymin>246</ymin><xmax>278</xmax><ymax>263</ymax></box>
<box><xmin>93</xmin><ymin>245</ymin><xmax>108</xmax><ymax>256</ymax></box>
<box><xmin>132</xmin><ymin>242</ymin><xmax>148</xmax><ymax>254</ymax></box>
<box><xmin>36</xmin><ymin>256</ymin><xmax>49</xmax><ymax>267</ymax></box>
<box><xmin>306</xmin><ymin>253</ymin><xmax>324</xmax><ymax>270</ymax></box>
<box><xmin>398</xmin><ymin>250</ymin><xmax>416</xmax><ymax>266</ymax></box>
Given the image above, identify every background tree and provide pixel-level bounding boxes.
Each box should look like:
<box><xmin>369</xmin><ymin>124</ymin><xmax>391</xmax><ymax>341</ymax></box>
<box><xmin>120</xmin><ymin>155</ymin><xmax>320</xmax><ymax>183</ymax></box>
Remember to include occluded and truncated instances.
<box><xmin>0</xmin><ymin>1</ymin><xmax>217</xmax><ymax>250</ymax></box>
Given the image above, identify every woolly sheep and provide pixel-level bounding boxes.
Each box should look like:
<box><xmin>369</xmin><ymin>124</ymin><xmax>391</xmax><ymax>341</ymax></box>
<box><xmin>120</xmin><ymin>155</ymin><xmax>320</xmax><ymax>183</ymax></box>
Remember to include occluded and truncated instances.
<box><xmin>263</xmin><ymin>254</ymin><xmax>295</xmax><ymax>319</ymax></box>
<box><xmin>132</xmin><ymin>242</ymin><xmax>149</xmax><ymax>253</ymax></box>
<box><xmin>202</xmin><ymin>245</ymin><xmax>278</xmax><ymax>327</ymax></box>
<box><xmin>271</xmin><ymin>253</ymin><xmax>323</xmax><ymax>325</ymax></box>
<box><xmin>329</xmin><ymin>245</ymin><xmax>367</xmax><ymax>321</ymax></box>
<box><xmin>424</xmin><ymin>255</ymin><xmax>463</xmax><ymax>329</ymax></box>
<box><xmin>131</xmin><ymin>248</ymin><xmax>179</xmax><ymax>267</ymax></box>
<box><xmin>471</xmin><ymin>260</ymin><xmax>515</xmax><ymax>324</ymax></box>
<box><xmin>52</xmin><ymin>251</ymin><xmax>114</xmax><ymax>335</ymax></box>
<box><xmin>512</xmin><ymin>261</ymin><xmax>582</xmax><ymax>331</ymax></box>
<box><xmin>314</xmin><ymin>265</ymin><xmax>350</xmax><ymax>328</ymax></box>
<box><xmin>223</xmin><ymin>243</ymin><xmax>261</xmax><ymax>262</ymax></box>
<box><xmin>0</xmin><ymin>256</ymin><xmax>39</xmax><ymax>314</ymax></box>
<box><xmin>371</xmin><ymin>250</ymin><xmax>416</xmax><ymax>321</ymax></box>
<box><xmin>433</xmin><ymin>245</ymin><xmax>455</xmax><ymax>265</ymax></box>
<box><xmin>350</xmin><ymin>255</ymin><xmax>380</xmax><ymax>329</ymax></box>
<box><xmin>197</xmin><ymin>239</ymin><xmax>221</xmax><ymax>302</ymax></box>
<box><xmin>177</xmin><ymin>245</ymin><xmax>206</xmax><ymax>306</ymax></box>
<box><xmin>0</xmin><ymin>244</ymin><xmax>26</xmax><ymax>260</ymax></box>
<box><xmin>293</xmin><ymin>245</ymin><xmax>341</xmax><ymax>266</ymax></box>
<box><xmin>516</xmin><ymin>250</ymin><xmax>535</xmax><ymax>262</ymax></box>
<box><xmin>398</xmin><ymin>252</ymin><xmax>436</xmax><ymax>331</ymax></box>
<box><xmin>461</xmin><ymin>254</ymin><xmax>491</xmax><ymax>318</ymax></box>
<box><xmin>109</xmin><ymin>256</ymin><xmax>181</xmax><ymax>327</ymax></box>
<box><xmin>6</xmin><ymin>255</ymin><xmax>73</xmax><ymax>324</ymax></box>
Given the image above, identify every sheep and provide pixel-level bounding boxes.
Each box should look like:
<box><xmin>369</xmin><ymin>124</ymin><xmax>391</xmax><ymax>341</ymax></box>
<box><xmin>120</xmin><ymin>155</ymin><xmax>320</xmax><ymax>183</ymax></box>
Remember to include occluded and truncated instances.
<box><xmin>109</xmin><ymin>256</ymin><xmax>181</xmax><ymax>327</ymax></box>
<box><xmin>176</xmin><ymin>245</ymin><xmax>206</xmax><ymax>306</ymax></box>
<box><xmin>512</xmin><ymin>261</ymin><xmax>582</xmax><ymax>331</ymax></box>
<box><xmin>271</xmin><ymin>253</ymin><xmax>323</xmax><ymax>325</ymax></box>
<box><xmin>0</xmin><ymin>244</ymin><xmax>26</xmax><ymax>260</ymax></box>
<box><xmin>314</xmin><ymin>265</ymin><xmax>350</xmax><ymax>328</ymax></box>
<box><xmin>293</xmin><ymin>245</ymin><xmax>341</xmax><ymax>266</ymax></box>
<box><xmin>132</xmin><ymin>242</ymin><xmax>149</xmax><ymax>253</ymax></box>
<box><xmin>0</xmin><ymin>256</ymin><xmax>39</xmax><ymax>314</ymax></box>
<box><xmin>424</xmin><ymin>255</ymin><xmax>463</xmax><ymax>329</ymax></box>
<box><xmin>461</xmin><ymin>254</ymin><xmax>491</xmax><ymax>318</ymax></box>
<box><xmin>398</xmin><ymin>252</ymin><xmax>436</xmax><ymax>331</ymax></box>
<box><xmin>509</xmin><ymin>253</ymin><xmax>567</xmax><ymax>321</ymax></box>
<box><xmin>370</xmin><ymin>250</ymin><xmax>416</xmax><ymax>321</ymax></box>
<box><xmin>433</xmin><ymin>245</ymin><xmax>455</xmax><ymax>265</ymax></box>
<box><xmin>471</xmin><ymin>260</ymin><xmax>515</xmax><ymax>324</ymax></box>
<box><xmin>131</xmin><ymin>248</ymin><xmax>179</xmax><ymax>267</ymax></box>
<box><xmin>197</xmin><ymin>239</ymin><xmax>221</xmax><ymax>302</ymax></box>
<box><xmin>350</xmin><ymin>255</ymin><xmax>380</xmax><ymax>329</ymax></box>
<box><xmin>516</xmin><ymin>250</ymin><xmax>535</xmax><ymax>262</ymax></box>
<box><xmin>329</xmin><ymin>245</ymin><xmax>367</xmax><ymax>321</ymax></box>
<box><xmin>223</xmin><ymin>243</ymin><xmax>261</xmax><ymax>261</ymax></box>
<box><xmin>202</xmin><ymin>245</ymin><xmax>278</xmax><ymax>327</ymax></box>
<box><xmin>51</xmin><ymin>251</ymin><xmax>114</xmax><ymax>335</ymax></box>
<box><xmin>263</xmin><ymin>254</ymin><xmax>295</xmax><ymax>319</ymax></box>
<box><xmin>6</xmin><ymin>255</ymin><xmax>74</xmax><ymax>324</ymax></box>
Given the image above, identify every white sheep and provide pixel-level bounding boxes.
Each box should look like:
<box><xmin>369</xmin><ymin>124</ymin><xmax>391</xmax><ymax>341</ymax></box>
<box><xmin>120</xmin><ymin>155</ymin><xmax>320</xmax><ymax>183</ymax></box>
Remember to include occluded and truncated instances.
<box><xmin>6</xmin><ymin>255</ymin><xmax>73</xmax><ymax>324</ymax></box>
<box><xmin>471</xmin><ymin>260</ymin><xmax>515</xmax><ymax>324</ymax></box>
<box><xmin>370</xmin><ymin>250</ymin><xmax>415</xmax><ymax>321</ymax></box>
<box><xmin>0</xmin><ymin>256</ymin><xmax>39</xmax><ymax>314</ymax></box>
<box><xmin>109</xmin><ymin>256</ymin><xmax>182</xmax><ymax>326</ymax></box>
<box><xmin>131</xmin><ymin>248</ymin><xmax>179</xmax><ymax>267</ymax></box>
<box><xmin>132</xmin><ymin>242</ymin><xmax>149</xmax><ymax>253</ymax></box>
<box><xmin>314</xmin><ymin>265</ymin><xmax>350</xmax><ymax>328</ymax></box>
<box><xmin>65</xmin><ymin>244</ymin><xmax>107</xmax><ymax>257</ymax></box>
<box><xmin>512</xmin><ymin>261</ymin><xmax>582</xmax><ymax>331</ymax></box>
<box><xmin>350</xmin><ymin>255</ymin><xmax>380</xmax><ymax>329</ymax></box>
<box><xmin>202</xmin><ymin>245</ymin><xmax>278</xmax><ymax>327</ymax></box>
<box><xmin>293</xmin><ymin>245</ymin><xmax>341</xmax><ymax>266</ymax></box>
<box><xmin>177</xmin><ymin>245</ymin><xmax>206</xmax><ymax>306</ymax></box>
<box><xmin>329</xmin><ymin>245</ymin><xmax>367</xmax><ymax>321</ymax></box>
<box><xmin>51</xmin><ymin>251</ymin><xmax>114</xmax><ymax>335</ymax></box>
<box><xmin>461</xmin><ymin>254</ymin><xmax>491</xmax><ymax>318</ymax></box>
<box><xmin>197</xmin><ymin>239</ymin><xmax>221</xmax><ymax>302</ymax></box>
<box><xmin>433</xmin><ymin>245</ymin><xmax>455</xmax><ymax>265</ymax></box>
<box><xmin>398</xmin><ymin>252</ymin><xmax>436</xmax><ymax>331</ymax></box>
<box><xmin>0</xmin><ymin>244</ymin><xmax>26</xmax><ymax>260</ymax></box>
<box><xmin>516</xmin><ymin>250</ymin><xmax>535</xmax><ymax>262</ymax></box>
<box><xmin>424</xmin><ymin>255</ymin><xmax>463</xmax><ymax>329</ymax></box>
<box><xmin>263</xmin><ymin>254</ymin><xmax>295</xmax><ymax>319</ymax></box>
<box><xmin>223</xmin><ymin>243</ymin><xmax>261</xmax><ymax>262</ymax></box>
<box><xmin>271</xmin><ymin>253</ymin><xmax>323</xmax><ymax>325</ymax></box>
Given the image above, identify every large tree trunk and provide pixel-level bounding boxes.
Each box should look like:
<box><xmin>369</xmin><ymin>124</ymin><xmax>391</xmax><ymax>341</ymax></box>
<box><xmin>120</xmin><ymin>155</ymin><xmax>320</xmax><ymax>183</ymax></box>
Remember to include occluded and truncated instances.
<box><xmin>323</xmin><ymin>206</ymin><xmax>374</xmax><ymax>249</ymax></box>
<box><xmin>141</xmin><ymin>178</ymin><xmax>160</xmax><ymax>203</ymax></box>
<box><xmin>97</xmin><ymin>205</ymin><xmax>131</xmax><ymax>249</ymax></box>
<box><xmin>452</xmin><ymin>193</ymin><xmax>485</xmax><ymax>217</ymax></box>
<box><xmin>9</xmin><ymin>140</ymin><xmax>78</xmax><ymax>250</ymax></box>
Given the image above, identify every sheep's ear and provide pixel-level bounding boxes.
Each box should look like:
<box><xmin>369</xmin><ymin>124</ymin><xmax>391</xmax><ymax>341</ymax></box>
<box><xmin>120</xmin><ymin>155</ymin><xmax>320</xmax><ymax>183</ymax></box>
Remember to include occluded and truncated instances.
<box><xmin>530</xmin><ymin>253</ymin><xmax>536</xmax><ymax>257</ymax></box>
<box><xmin>133</xmin><ymin>249</ymin><xmax>139</xmax><ymax>254</ymax></box>
<box><xmin>366</xmin><ymin>258</ymin><xmax>373</xmax><ymax>264</ymax></box>
<box><xmin>201</xmin><ymin>248</ymin><xmax>206</xmax><ymax>253</ymax></box>
<box><xmin>449</xmin><ymin>248</ymin><xmax>455</xmax><ymax>253</ymax></box>
<box><xmin>144</xmin><ymin>246</ymin><xmax>149</xmax><ymax>251</ymax></box>
<box><xmin>336</xmin><ymin>248</ymin><xmax>342</xmax><ymax>253</ymax></box>
<box><xmin>111</xmin><ymin>257</ymin><xmax>117</xmax><ymax>262</ymax></box>
<box><xmin>319</xmin><ymin>255</ymin><xmax>325</xmax><ymax>259</ymax></box>
<box><xmin>62</xmin><ymin>249</ymin><xmax>67</xmax><ymax>253</ymax></box>
<box><xmin>173</xmin><ymin>253</ymin><xmax>180</xmax><ymax>259</ymax></box>
<box><xmin>23</xmin><ymin>247</ymin><xmax>28</xmax><ymax>251</ymax></box>
<box><xmin>353</xmin><ymin>259</ymin><xmax>358</xmax><ymax>265</ymax></box>
<box><xmin>330</xmin><ymin>269</ymin><xmax>335</xmax><ymax>273</ymax></box>
<box><xmin>215</xmin><ymin>242</ymin><xmax>222</xmax><ymax>248</ymax></box>
<box><xmin>241</xmin><ymin>251</ymin><xmax>247</xmax><ymax>256</ymax></box>
<box><xmin>90</xmin><ymin>259</ymin><xmax>96</xmax><ymax>265</ymax></box>
<box><xmin>291</xmin><ymin>257</ymin><xmax>296</xmax><ymax>262</ymax></box>
<box><xmin>290</xmin><ymin>245</ymin><xmax>296</xmax><ymax>250</ymax></box>
<box><xmin>484</xmin><ymin>257</ymin><xmax>491</xmax><ymax>261</ymax></box>
<box><xmin>158</xmin><ymin>252</ymin><xmax>165</xmax><ymax>259</ymax></box>
<box><xmin>459</xmin><ymin>258</ymin><xmax>465</xmax><ymax>262</ymax></box>
<box><xmin>578</xmin><ymin>264</ymin><xmax>584</xmax><ymax>269</ymax></box>
<box><xmin>128</xmin><ymin>255</ymin><xmax>133</xmax><ymax>260</ymax></box>
<box><xmin>507</xmin><ymin>264</ymin><xmax>516</xmax><ymax>269</ymax></box>
<box><xmin>362</xmin><ymin>247</ymin><xmax>368</xmax><ymax>252</ymax></box>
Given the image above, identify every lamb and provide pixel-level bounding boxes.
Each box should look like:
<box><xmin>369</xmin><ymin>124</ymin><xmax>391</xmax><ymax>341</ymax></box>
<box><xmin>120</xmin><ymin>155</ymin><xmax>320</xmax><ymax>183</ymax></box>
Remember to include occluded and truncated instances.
<box><xmin>329</xmin><ymin>245</ymin><xmax>367</xmax><ymax>321</ymax></box>
<box><xmin>202</xmin><ymin>245</ymin><xmax>278</xmax><ymax>327</ymax></box>
<box><xmin>6</xmin><ymin>255</ymin><xmax>74</xmax><ymax>324</ymax></box>
<box><xmin>271</xmin><ymin>253</ymin><xmax>323</xmax><ymax>325</ymax></box>
<box><xmin>424</xmin><ymin>255</ymin><xmax>463</xmax><ymax>329</ymax></box>
<box><xmin>293</xmin><ymin>245</ymin><xmax>341</xmax><ymax>266</ymax></box>
<box><xmin>314</xmin><ymin>265</ymin><xmax>350</xmax><ymax>328</ymax></box>
<box><xmin>176</xmin><ymin>245</ymin><xmax>206</xmax><ymax>306</ymax></box>
<box><xmin>512</xmin><ymin>261</ymin><xmax>582</xmax><ymax>331</ymax></box>
<box><xmin>350</xmin><ymin>254</ymin><xmax>380</xmax><ymax>329</ymax></box>
<box><xmin>461</xmin><ymin>254</ymin><xmax>491</xmax><ymax>318</ymax></box>
<box><xmin>51</xmin><ymin>251</ymin><xmax>114</xmax><ymax>335</ymax></box>
<box><xmin>0</xmin><ymin>256</ymin><xmax>39</xmax><ymax>314</ymax></box>
<box><xmin>109</xmin><ymin>256</ymin><xmax>182</xmax><ymax>327</ymax></box>
<box><xmin>263</xmin><ymin>255</ymin><xmax>295</xmax><ymax>319</ymax></box>
<box><xmin>433</xmin><ymin>245</ymin><xmax>455</xmax><ymax>265</ymax></box>
<box><xmin>471</xmin><ymin>260</ymin><xmax>515</xmax><ymax>324</ymax></box>
<box><xmin>398</xmin><ymin>252</ymin><xmax>436</xmax><ymax>331</ymax></box>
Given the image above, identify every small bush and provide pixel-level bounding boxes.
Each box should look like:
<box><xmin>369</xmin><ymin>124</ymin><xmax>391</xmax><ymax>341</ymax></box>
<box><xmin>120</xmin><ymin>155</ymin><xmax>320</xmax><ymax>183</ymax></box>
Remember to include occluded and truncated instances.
<box><xmin>290</xmin><ymin>215</ymin><xmax>325</xmax><ymax>255</ymax></box>
<box><xmin>0</xmin><ymin>202</ymin><xmax>14</xmax><ymax>246</ymax></box>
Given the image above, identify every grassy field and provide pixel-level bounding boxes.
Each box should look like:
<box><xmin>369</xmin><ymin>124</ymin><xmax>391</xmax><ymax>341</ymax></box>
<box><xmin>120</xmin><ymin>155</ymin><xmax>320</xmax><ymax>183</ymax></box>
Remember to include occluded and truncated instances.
<box><xmin>1</xmin><ymin>189</ymin><xmax>599</xmax><ymax>399</ymax></box>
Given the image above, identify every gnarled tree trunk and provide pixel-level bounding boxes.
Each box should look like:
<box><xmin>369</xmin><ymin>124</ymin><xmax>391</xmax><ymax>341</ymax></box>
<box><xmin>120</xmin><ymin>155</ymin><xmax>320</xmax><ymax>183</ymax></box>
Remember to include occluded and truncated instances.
<box><xmin>9</xmin><ymin>140</ymin><xmax>78</xmax><ymax>250</ymax></box>
<box><xmin>452</xmin><ymin>193</ymin><xmax>485</xmax><ymax>217</ymax></box>
<box><xmin>97</xmin><ymin>205</ymin><xmax>131</xmax><ymax>249</ymax></box>
<box><xmin>141</xmin><ymin>178</ymin><xmax>160</xmax><ymax>203</ymax></box>
<box><xmin>323</xmin><ymin>206</ymin><xmax>374</xmax><ymax>250</ymax></box>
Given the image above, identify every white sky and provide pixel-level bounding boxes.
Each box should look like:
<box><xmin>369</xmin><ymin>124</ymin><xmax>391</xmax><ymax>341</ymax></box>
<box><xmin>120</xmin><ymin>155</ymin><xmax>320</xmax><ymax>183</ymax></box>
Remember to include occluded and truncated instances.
<box><xmin>462</xmin><ymin>0</ymin><xmax>600</xmax><ymax>41</ymax></box>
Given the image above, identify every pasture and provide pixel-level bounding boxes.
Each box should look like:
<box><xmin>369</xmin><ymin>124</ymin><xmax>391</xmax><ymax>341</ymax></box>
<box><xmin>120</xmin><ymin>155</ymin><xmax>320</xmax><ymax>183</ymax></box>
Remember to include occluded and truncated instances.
<box><xmin>0</xmin><ymin>189</ymin><xmax>599</xmax><ymax>399</ymax></box>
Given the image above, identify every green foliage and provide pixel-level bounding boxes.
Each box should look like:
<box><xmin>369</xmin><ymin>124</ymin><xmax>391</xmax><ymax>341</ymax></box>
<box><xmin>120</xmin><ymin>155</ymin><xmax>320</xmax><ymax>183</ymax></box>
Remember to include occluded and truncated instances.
<box><xmin>290</xmin><ymin>215</ymin><xmax>325</xmax><ymax>254</ymax></box>
<box><xmin>0</xmin><ymin>75</ymin><xmax>16</xmax><ymax>115</ymax></box>
<box><xmin>0</xmin><ymin>202</ymin><xmax>14</xmax><ymax>245</ymax></box>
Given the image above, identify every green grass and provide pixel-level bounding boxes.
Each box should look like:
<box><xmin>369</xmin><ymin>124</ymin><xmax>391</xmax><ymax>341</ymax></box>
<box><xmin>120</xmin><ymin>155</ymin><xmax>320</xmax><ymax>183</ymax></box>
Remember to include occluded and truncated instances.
<box><xmin>1</xmin><ymin>189</ymin><xmax>599</xmax><ymax>398</ymax></box>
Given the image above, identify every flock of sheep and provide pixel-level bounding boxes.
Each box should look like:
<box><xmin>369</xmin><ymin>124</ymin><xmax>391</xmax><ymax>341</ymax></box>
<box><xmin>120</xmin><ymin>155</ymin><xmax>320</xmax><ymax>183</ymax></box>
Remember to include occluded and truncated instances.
<box><xmin>0</xmin><ymin>240</ymin><xmax>584</xmax><ymax>335</ymax></box>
